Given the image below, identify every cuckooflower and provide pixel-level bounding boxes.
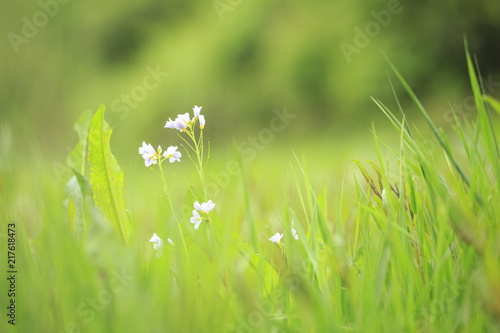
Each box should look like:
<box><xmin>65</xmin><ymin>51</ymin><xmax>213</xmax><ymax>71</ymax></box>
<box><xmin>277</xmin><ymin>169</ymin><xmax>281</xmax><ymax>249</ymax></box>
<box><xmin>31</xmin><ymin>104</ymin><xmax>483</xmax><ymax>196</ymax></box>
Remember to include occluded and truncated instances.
<box><xmin>150</xmin><ymin>233</ymin><xmax>164</xmax><ymax>258</ymax></box>
<box><xmin>190</xmin><ymin>210</ymin><xmax>203</xmax><ymax>230</ymax></box>
<box><xmin>175</xmin><ymin>113</ymin><xmax>191</xmax><ymax>130</ymax></box>
<box><xmin>164</xmin><ymin>117</ymin><xmax>177</xmax><ymax>130</ymax></box>
<box><xmin>199</xmin><ymin>115</ymin><xmax>205</xmax><ymax>129</ymax></box>
<box><xmin>194</xmin><ymin>200</ymin><xmax>215</xmax><ymax>213</ymax></box>
<box><xmin>165</xmin><ymin>113</ymin><xmax>191</xmax><ymax>132</ymax></box>
<box><xmin>193</xmin><ymin>105</ymin><xmax>202</xmax><ymax>118</ymax></box>
<box><xmin>163</xmin><ymin>146</ymin><xmax>181</xmax><ymax>163</ymax></box>
<box><xmin>269</xmin><ymin>233</ymin><xmax>283</xmax><ymax>245</ymax></box>
<box><xmin>139</xmin><ymin>142</ymin><xmax>158</xmax><ymax>167</ymax></box>
<box><xmin>292</xmin><ymin>228</ymin><xmax>299</xmax><ymax>240</ymax></box>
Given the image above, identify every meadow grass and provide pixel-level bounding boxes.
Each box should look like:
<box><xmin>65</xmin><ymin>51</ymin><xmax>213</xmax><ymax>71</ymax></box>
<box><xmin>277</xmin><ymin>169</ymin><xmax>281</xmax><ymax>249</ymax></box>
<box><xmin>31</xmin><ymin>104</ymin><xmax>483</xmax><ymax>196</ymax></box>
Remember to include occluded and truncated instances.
<box><xmin>1</xmin><ymin>47</ymin><xmax>500</xmax><ymax>333</ymax></box>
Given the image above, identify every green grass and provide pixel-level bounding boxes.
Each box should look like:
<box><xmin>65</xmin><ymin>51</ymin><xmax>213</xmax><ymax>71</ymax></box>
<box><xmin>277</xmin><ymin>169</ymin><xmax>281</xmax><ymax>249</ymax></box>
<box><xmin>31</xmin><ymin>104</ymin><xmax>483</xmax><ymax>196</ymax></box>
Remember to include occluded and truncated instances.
<box><xmin>1</xmin><ymin>48</ymin><xmax>500</xmax><ymax>333</ymax></box>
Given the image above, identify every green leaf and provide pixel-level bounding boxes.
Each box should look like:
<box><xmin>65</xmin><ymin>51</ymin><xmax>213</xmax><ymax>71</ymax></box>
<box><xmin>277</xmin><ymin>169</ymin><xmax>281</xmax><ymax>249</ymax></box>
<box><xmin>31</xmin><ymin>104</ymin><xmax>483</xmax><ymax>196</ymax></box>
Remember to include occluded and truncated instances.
<box><xmin>88</xmin><ymin>105</ymin><xmax>132</xmax><ymax>244</ymax></box>
<box><xmin>67</xmin><ymin>110</ymin><xmax>92</xmax><ymax>175</ymax></box>
<box><xmin>383</xmin><ymin>53</ymin><xmax>480</xmax><ymax>203</ymax></box>
<box><xmin>64</xmin><ymin>173</ymin><xmax>90</xmax><ymax>235</ymax></box>
<box><xmin>484</xmin><ymin>95</ymin><xmax>500</xmax><ymax>115</ymax></box>
<box><xmin>68</xmin><ymin>195</ymin><xmax>77</xmax><ymax>234</ymax></box>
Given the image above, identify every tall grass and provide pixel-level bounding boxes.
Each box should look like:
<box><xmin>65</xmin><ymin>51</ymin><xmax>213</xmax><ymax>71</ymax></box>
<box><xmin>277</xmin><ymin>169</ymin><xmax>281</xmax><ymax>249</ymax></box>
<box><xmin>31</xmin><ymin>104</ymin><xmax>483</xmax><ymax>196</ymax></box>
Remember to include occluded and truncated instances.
<box><xmin>1</xmin><ymin>46</ymin><xmax>500</xmax><ymax>333</ymax></box>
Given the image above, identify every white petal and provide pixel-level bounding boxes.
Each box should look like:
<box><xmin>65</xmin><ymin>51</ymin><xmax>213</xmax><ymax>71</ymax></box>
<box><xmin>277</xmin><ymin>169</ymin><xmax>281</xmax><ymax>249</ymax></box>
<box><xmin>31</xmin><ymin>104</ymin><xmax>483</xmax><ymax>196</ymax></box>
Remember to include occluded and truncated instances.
<box><xmin>193</xmin><ymin>105</ymin><xmax>202</xmax><ymax>118</ymax></box>
<box><xmin>150</xmin><ymin>233</ymin><xmax>161</xmax><ymax>243</ymax></box>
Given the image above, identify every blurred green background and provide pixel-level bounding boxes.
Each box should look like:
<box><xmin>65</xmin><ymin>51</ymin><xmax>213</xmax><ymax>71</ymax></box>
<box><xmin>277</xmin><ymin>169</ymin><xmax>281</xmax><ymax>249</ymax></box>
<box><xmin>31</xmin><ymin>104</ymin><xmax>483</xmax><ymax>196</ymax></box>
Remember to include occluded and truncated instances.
<box><xmin>1</xmin><ymin>0</ymin><xmax>500</xmax><ymax>185</ymax></box>
<box><xmin>2</xmin><ymin>0</ymin><xmax>500</xmax><ymax>143</ymax></box>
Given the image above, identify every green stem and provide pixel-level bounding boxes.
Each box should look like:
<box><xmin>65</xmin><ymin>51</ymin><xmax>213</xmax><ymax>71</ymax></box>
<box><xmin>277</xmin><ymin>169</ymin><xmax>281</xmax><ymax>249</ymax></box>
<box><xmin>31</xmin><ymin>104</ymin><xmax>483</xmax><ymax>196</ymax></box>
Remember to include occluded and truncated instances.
<box><xmin>186</xmin><ymin>127</ymin><xmax>207</xmax><ymax>197</ymax></box>
<box><xmin>157</xmin><ymin>159</ymin><xmax>191</xmax><ymax>265</ymax></box>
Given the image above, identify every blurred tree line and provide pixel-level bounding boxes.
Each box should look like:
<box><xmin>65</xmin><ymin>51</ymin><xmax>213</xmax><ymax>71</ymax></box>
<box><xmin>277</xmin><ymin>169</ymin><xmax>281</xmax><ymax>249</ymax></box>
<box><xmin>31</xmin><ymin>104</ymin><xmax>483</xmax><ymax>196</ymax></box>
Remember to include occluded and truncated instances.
<box><xmin>0</xmin><ymin>0</ymin><xmax>499</xmax><ymax>157</ymax></box>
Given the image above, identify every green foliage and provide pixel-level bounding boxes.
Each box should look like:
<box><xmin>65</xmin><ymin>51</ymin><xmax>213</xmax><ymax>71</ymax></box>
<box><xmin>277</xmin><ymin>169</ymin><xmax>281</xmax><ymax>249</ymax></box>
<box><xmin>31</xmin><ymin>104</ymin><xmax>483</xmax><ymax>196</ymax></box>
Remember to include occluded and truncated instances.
<box><xmin>65</xmin><ymin>110</ymin><xmax>93</xmax><ymax>237</ymax></box>
<box><xmin>67</xmin><ymin>110</ymin><xmax>92</xmax><ymax>175</ymax></box>
<box><xmin>88</xmin><ymin>104</ymin><xmax>132</xmax><ymax>244</ymax></box>
<box><xmin>484</xmin><ymin>95</ymin><xmax>500</xmax><ymax>115</ymax></box>
<box><xmin>5</xmin><ymin>50</ymin><xmax>500</xmax><ymax>333</ymax></box>
<box><xmin>67</xmin><ymin>195</ymin><xmax>76</xmax><ymax>233</ymax></box>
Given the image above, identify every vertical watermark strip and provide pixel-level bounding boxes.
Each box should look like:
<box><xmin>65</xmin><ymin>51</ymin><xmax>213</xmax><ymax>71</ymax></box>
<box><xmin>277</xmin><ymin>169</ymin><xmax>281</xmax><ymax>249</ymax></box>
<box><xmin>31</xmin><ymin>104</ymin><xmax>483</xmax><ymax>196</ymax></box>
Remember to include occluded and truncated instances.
<box><xmin>6</xmin><ymin>222</ymin><xmax>17</xmax><ymax>326</ymax></box>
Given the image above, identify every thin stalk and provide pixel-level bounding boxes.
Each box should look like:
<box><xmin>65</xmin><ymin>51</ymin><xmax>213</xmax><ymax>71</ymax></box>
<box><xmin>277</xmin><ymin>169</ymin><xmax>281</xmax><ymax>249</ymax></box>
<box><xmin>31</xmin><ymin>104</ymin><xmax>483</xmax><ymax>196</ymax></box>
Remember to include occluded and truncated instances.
<box><xmin>158</xmin><ymin>158</ymin><xmax>191</xmax><ymax>265</ymax></box>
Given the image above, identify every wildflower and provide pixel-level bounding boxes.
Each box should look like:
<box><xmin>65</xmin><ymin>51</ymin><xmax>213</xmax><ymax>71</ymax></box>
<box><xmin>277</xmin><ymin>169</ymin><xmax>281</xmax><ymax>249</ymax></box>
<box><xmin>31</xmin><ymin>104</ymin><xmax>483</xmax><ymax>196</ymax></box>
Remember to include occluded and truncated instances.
<box><xmin>292</xmin><ymin>228</ymin><xmax>299</xmax><ymax>240</ymax></box>
<box><xmin>165</xmin><ymin>113</ymin><xmax>191</xmax><ymax>132</ymax></box>
<box><xmin>193</xmin><ymin>105</ymin><xmax>202</xmax><ymax>118</ymax></box>
<box><xmin>199</xmin><ymin>115</ymin><xmax>205</xmax><ymax>129</ymax></box>
<box><xmin>190</xmin><ymin>210</ymin><xmax>203</xmax><ymax>230</ymax></box>
<box><xmin>194</xmin><ymin>200</ymin><xmax>215</xmax><ymax>213</ymax></box>
<box><xmin>139</xmin><ymin>141</ymin><xmax>158</xmax><ymax>167</ymax></box>
<box><xmin>149</xmin><ymin>233</ymin><xmax>164</xmax><ymax>258</ymax></box>
<box><xmin>269</xmin><ymin>233</ymin><xmax>283</xmax><ymax>245</ymax></box>
<box><xmin>167</xmin><ymin>238</ymin><xmax>174</xmax><ymax>246</ymax></box>
<box><xmin>163</xmin><ymin>146</ymin><xmax>181</xmax><ymax>163</ymax></box>
<box><xmin>175</xmin><ymin>113</ymin><xmax>191</xmax><ymax>130</ymax></box>
<box><xmin>164</xmin><ymin>117</ymin><xmax>177</xmax><ymax>130</ymax></box>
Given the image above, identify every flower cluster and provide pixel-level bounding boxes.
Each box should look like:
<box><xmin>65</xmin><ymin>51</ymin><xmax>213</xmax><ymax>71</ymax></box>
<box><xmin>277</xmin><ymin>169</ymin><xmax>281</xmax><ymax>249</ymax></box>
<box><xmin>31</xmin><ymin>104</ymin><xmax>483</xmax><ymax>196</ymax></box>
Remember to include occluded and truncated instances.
<box><xmin>139</xmin><ymin>142</ymin><xmax>181</xmax><ymax>167</ymax></box>
<box><xmin>268</xmin><ymin>228</ymin><xmax>299</xmax><ymax>245</ymax></box>
<box><xmin>164</xmin><ymin>105</ymin><xmax>205</xmax><ymax>132</ymax></box>
<box><xmin>190</xmin><ymin>200</ymin><xmax>215</xmax><ymax>230</ymax></box>
<box><xmin>142</xmin><ymin>105</ymin><xmax>216</xmax><ymax>259</ymax></box>
<box><xmin>149</xmin><ymin>233</ymin><xmax>173</xmax><ymax>258</ymax></box>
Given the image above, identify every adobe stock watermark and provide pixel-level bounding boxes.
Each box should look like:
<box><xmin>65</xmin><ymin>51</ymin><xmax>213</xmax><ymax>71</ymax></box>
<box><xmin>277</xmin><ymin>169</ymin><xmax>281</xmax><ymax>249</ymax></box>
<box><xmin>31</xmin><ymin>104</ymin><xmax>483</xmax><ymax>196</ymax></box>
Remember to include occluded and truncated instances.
<box><xmin>409</xmin><ymin>283</ymin><xmax>460</xmax><ymax>328</ymax></box>
<box><xmin>418</xmin><ymin>73</ymin><xmax>499</xmax><ymax>156</ymax></box>
<box><xmin>8</xmin><ymin>0</ymin><xmax>72</xmax><ymax>54</ymax></box>
<box><xmin>52</xmin><ymin>64</ymin><xmax>168</xmax><ymax>182</ymax></box>
<box><xmin>340</xmin><ymin>0</ymin><xmax>410</xmax><ymax>63</ymax></box>
<box><xmin>110</xmin><ymin>65</ymin><xmax>169</xmax><ymax>120</ymax></box>
<box><xmin>205</xmin><ymin>106</ymin><xmax>295</xmax><ymax>198</ymax></box>
<box><xmin>230</xmin><ymin>269</ymin><xmax>302</xmax><ymax>332</ymax></box>
<box><xmin>213</xmin><ymin>0</ymin><xmax>244</xmax><ymax>21</ymax></box>
<box><xmin>443</xmin><ymin>74</ymin><xmax>500</xmax><ymax>123</ymax></box>
<box><xmin>59</xmin><ymin>268</ymin><xmax>135</xmax><ymax>333</ymax></box>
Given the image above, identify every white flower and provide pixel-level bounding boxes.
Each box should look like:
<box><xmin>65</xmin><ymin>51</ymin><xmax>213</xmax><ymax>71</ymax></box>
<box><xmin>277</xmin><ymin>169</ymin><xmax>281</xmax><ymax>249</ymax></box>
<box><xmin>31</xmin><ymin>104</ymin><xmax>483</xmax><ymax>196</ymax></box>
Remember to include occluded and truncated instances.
<box><xmin>269</xmin><ymin>233</ymin><xmax>283</xmax><ymax>245</ymax></box>
<box><xmin>139</xmin><ymin>141</ymin><xmax>158</xmax><ymax>167</ymax></box>
<box><xmin>193</xmin><ymin>105</ymin><xmax>202</xmax><ymax>118</ymax></box>
<box><xmin>190</xmin><ymin>210</ymin><xmax>202</xmax><ymax>230</ymax></box>
<box><xmin>194</xmin><ymin>200</ymin><xmax>215</xmax><ymax>213</ymax></box>
<box><xmin>199</xmin><ymin>115</ymin><xmax>205</xmax><ymax>129</ymax></box>
<box><xmin>292</xmin><ymin>228</ymin><xmax>299</xmax><ymax>240</ymax></box>
<box><xmin>149</xmin><ymin>233</ymin><xmax>164</xmax><ymax>258</ymax></box>
<box><xmin>165</xmin><ymin>113</ymin><xmax>191</xmax><ymax>132</ymax></box>
<box><xmin>163</xmin><ymin>146</ymin><xmax>181</xmax><ymax>163</ymax></box>
<box><xmin>164</xmin><ymin>117</ymin><xmax>177</xmax><ymax>130</ymax></box>
<box><xmin>167</xmin><ymin>238</ymin><xmax>174</xmax><ymax>245</ymax></box>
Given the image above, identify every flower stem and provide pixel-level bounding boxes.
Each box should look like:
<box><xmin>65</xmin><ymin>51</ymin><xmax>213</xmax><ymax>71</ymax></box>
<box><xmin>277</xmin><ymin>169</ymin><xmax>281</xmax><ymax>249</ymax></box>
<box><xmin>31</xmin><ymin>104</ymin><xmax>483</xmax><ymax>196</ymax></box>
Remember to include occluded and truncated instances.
<box><xmin>157</xmin><ymin>159</ymin><xmax>190</xmax><ymax>266</ymax></box>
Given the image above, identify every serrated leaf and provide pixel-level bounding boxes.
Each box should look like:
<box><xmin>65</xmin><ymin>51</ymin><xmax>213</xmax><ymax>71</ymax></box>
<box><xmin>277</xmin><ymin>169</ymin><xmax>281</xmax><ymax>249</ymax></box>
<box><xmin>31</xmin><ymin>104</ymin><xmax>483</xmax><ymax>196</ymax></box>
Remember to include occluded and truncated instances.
<box><xmin>88</xmin><ymin>105</ymin><xmax>131</xmax><ymax>244</ymax></box>
<box><xmin>67</xmin><ymin>110</ymin><xmax>92</xmax><ymax>175</ymax></box>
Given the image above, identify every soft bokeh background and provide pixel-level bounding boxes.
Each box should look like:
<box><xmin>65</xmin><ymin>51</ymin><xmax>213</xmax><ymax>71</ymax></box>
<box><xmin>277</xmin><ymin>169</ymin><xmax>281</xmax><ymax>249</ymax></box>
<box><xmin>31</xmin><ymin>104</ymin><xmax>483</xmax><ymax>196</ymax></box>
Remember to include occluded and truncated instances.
<box><xmin>2</xmin><ymin>0</ymin><xmax>500</xmax><ymax>153</ymax></box>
